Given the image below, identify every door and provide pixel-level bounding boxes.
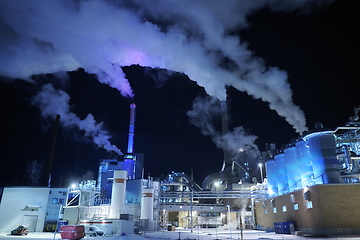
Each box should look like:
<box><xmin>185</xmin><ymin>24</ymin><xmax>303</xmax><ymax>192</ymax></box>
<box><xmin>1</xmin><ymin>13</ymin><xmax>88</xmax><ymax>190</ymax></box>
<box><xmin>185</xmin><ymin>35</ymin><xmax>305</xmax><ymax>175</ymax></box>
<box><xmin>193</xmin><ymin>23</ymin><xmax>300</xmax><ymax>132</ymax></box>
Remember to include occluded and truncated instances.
<box><xmin>23</xmin><ymin>215</ymin><xmax>38</xmax><ymax>232</ymax></box>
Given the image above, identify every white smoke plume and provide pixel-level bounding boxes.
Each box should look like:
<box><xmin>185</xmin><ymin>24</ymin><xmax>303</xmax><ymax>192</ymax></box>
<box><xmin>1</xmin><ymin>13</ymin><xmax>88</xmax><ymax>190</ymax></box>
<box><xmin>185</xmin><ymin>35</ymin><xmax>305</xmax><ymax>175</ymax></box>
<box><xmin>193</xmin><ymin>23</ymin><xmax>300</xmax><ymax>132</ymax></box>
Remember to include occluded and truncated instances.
<box><xmin>0</xmin><ymin>0</ymin><xmax>333</xmax><ymax>139</ymax></box>
<box><xmin>32</xmin><ymin>84</ymin><xmax>122</xmax><ymax>155</ymax></box>
<box><xmin>187</xmin><ymin>96</ymin><xmax>259</xmax><ymax>156</ymax></box>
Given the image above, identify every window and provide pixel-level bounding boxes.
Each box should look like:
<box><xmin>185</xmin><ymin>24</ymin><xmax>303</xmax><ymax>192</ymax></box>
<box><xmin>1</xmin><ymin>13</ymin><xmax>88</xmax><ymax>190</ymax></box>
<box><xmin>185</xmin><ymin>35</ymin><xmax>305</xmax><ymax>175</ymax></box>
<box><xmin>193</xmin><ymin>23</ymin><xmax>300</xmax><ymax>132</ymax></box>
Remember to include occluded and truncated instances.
<box><xmin>264</xmin><ymin>209</ymin><xmax>268</xmax><ymax>214</ymax></box>
<box><xmin>273</xmin><ymin>208</ymin><xmax>277</xmax><ymax>213</ymax></box>
<box><xmin>306</xmin><ymin>201</ymin><xmax>313</xmax><ymax>209</ymax></box>
<box><xmin>293</xmin><ymin>203</ymin><xmax>299</xmax><ymax>210</ymax></box>
<box><xmin>52</xmin><ymin>198</ymin><xmax>58</xmax><ymax>204</ymax></box>
<box><xmin>290</xmin><ymin>194</ymin><xmax>295</xmax><ymax>203</ymax></box>
<box><xmin>282</xmin><ymin>206</ymin><xmax>287</xmax><ymax>212</ymax></box>
<box><xmin>59</xmin><ymin>199</ymin><xmax>65</xmax><ymax>204</ymax></box>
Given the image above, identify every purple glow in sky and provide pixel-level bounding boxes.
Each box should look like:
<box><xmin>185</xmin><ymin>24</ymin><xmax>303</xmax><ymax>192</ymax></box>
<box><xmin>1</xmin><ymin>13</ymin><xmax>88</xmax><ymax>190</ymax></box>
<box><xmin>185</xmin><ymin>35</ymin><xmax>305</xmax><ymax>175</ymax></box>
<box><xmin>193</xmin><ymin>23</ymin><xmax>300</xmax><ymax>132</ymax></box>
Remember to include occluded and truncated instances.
<box><xmin>0</xmin><ymin>0</ymin><xmax>335</xmax><ymax>154</ymax></box>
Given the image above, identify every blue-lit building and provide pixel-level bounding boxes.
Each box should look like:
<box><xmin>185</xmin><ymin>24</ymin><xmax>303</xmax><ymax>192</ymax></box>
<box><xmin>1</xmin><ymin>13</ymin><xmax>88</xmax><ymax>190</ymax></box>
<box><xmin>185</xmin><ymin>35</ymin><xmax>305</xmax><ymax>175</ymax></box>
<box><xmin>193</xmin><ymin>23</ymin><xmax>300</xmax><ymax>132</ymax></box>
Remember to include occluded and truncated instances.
<box><xmin>258</xmin><ymin>122</ymin><xmax>360</xmax><ymax>236</ymax></box>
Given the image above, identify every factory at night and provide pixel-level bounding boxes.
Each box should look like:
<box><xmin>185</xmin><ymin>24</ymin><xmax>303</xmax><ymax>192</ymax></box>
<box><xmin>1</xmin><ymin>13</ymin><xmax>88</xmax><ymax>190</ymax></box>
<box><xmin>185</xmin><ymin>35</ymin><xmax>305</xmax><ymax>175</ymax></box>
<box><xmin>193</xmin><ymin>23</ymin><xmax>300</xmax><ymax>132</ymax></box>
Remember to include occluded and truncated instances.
<box><xmin>0</xmin><ymin>0</ymin><xmax>359</xmax><ymax>238</ymax></box>
<box><xmin>1</xmin><ymin>103</ymin><xmax>360</xmax><ymax>237</ymax></box>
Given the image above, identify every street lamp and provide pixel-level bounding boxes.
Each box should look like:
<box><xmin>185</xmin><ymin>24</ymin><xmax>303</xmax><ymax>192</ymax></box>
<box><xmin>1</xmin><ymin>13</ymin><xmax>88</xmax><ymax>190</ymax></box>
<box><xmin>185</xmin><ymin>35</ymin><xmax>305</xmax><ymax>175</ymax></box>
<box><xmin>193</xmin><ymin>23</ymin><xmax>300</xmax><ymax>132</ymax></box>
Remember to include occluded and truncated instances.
<box><xmin>227</xmin><ymin>205</ymin><xmax>232</xmax><ymax>240</ymax></box>
<box><xmin>259</xmin><ymin>163</ymin><xmax>263</xmax><ymax>183</ymax></box>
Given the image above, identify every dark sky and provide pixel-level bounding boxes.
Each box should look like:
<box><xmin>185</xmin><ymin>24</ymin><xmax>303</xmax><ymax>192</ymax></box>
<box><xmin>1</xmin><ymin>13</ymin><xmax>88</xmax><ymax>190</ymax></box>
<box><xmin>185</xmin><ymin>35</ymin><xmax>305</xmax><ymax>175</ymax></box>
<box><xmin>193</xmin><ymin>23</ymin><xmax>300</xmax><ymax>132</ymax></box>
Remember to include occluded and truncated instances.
<box><xmin>0</xmin><ymin>0</ymin><xmax>359</xmax><ymax>187</ymax></box>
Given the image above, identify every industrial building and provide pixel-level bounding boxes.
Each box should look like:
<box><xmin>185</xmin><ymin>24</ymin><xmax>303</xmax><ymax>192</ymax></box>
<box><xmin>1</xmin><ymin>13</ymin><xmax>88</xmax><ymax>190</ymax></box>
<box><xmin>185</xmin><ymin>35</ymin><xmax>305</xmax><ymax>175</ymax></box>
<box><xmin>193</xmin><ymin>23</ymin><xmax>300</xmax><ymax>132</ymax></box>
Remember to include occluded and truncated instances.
<box><xmin>256</xmin><ymin>118</ymin><xmax>360</xmax><ymax>236</ymax></box>
<box><xmin>0</xmin><ymin>186</ymin><xmax>67</xmax><ymax>232</ymax></box>
<box><xmin>2</xmin><ymin>103</ymin><xmax>360</xmax><ymax>237</ymax></box>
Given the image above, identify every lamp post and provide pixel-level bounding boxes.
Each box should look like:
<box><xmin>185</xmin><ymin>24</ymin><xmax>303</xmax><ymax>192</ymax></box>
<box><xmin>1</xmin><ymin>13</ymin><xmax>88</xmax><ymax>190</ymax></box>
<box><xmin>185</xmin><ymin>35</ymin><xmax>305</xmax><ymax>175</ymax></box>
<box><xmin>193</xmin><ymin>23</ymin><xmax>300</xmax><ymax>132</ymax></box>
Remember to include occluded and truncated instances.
<box><xmin>259</xmin><ymin>163</ymin><xmax>263</xmax><ymax>183</ymax></box>
<box><xmin>227</xmin><ymin>205</ymin><xmax>232</xmax><ymax>240</ymax></box>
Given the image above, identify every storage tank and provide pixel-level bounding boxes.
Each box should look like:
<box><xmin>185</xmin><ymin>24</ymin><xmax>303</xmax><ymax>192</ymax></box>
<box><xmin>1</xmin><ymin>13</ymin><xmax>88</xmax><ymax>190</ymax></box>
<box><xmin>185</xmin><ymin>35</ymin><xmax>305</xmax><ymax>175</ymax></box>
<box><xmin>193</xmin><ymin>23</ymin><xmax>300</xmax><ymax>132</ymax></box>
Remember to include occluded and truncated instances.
<box><xmin>295</xmin><ymin>139</ymin><xmax>314</xmax><ymax>187</ymax></box>
<box><xmin>303</xmin><ymin>130</ymin><xmax>341</xmax><ymax>184</ymax></box>
<box><xmin>284</xmin><ymin>144</ymin><xmax>302</xmax><ymax>192</ymax></box>
<box><xmin>265</xmin><ymin>159</ymin><xmax>278</xmax><ymax>196</ymax></box>
<box><xmin>141</xmin><ymin>188</ymin><xmax>154</xmax><ymax>220</ymax></box>
<box><xmin>110</xmin><ymin>170</ymin><xmax>127</xmax><ymax>219</ymax></box>
<box><xmin>274</xmin><ymin>152</ymin><xmax>289</xmax><ymax>195</ymax></box>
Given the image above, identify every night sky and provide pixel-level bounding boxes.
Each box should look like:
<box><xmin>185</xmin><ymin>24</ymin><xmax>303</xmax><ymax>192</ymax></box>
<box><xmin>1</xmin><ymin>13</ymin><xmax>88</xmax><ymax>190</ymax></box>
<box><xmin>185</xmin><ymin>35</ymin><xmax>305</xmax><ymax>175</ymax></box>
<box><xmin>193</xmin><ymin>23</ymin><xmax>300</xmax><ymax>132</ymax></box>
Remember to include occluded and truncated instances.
<box><xmin>0</xmin><ymin>0</ymin><xmax>359</xmax><ymax>187</ymax></box>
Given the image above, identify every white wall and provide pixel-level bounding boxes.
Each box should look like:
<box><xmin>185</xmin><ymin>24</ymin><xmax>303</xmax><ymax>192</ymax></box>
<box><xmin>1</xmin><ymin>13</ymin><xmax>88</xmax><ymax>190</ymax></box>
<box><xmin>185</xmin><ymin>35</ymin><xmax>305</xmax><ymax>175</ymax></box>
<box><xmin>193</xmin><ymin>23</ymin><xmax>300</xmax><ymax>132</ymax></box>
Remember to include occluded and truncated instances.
<box><xmin>0</xmin><ymin>187</ymin><xmax>50</xmax><ymax>233</ymax></box>
<box><xmin>46</xmin><ymin>188</ymin><xmax>67</xmax><ymax>222</ymax></box>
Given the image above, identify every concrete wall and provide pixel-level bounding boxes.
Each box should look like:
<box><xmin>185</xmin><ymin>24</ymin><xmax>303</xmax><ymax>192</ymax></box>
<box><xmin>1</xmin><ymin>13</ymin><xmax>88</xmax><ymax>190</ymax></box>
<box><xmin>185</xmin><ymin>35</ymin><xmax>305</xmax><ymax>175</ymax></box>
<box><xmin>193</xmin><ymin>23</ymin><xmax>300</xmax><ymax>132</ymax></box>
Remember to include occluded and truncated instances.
<box><xmin>0</xmin><ymin>187</ymin><xmax>49</xmax><ymax>233</ymax></box>
<box><xmin>255</xmin><ymin>184</ymin><xmax>360</xmax><ymax>235</ymax></box>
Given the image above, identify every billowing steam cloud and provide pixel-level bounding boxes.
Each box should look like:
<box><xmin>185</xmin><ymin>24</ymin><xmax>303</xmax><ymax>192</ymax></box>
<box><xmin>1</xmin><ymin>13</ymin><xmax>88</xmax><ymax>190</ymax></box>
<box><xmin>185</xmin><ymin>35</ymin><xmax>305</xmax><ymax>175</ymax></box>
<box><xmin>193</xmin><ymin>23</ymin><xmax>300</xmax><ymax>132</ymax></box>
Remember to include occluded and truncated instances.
<box><xmin>0</xmin><ymin>0</ymin><xmax>332</xmax><ymax>149</ymax></box>
<box><xmin>33</xmin><ymin>84</ymin><xmax>122</xmax><ymax>155</ymax></box>
<box><xmin>187</xmin><ymin>96</ymin><xmax>259</xmax><ymax>157</ymax></box>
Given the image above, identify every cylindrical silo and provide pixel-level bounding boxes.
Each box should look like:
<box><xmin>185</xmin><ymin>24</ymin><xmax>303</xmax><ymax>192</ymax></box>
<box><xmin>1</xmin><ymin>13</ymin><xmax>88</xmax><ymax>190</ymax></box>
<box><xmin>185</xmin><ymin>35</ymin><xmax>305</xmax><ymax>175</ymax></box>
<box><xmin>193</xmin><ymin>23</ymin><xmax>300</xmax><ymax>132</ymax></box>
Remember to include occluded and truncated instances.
<box><xmin>265</xmin><ymin>159</ymin><xmax>278</xmax><ymax>196</ymax></box>
<box><xmin>274</xmin><ymin>152</ymin><xmax>288</xmax><ymax>195</ymax></box>
<box><xmin>110</xmin><ymin>170</ymin><xmax>127</xmax><ymax>219</ymax></box>
<box><xmin>284</xmin><ymin>144</ymin><xmax>302</xmax><ymax>192</ymax></box>
<box><xmin>141</xmin><ymin>188</ymin><xmax>154</xmax><ymax>220</ymax></box>
<box><xmin>296</xmin><ymin>139</ymin><xmax>314</xmax><ymax>187</ymax></box>
<box><xmin>303</xmin><ymin>131</ymin><xmax>341</xmax><ymax>184</ymax></box>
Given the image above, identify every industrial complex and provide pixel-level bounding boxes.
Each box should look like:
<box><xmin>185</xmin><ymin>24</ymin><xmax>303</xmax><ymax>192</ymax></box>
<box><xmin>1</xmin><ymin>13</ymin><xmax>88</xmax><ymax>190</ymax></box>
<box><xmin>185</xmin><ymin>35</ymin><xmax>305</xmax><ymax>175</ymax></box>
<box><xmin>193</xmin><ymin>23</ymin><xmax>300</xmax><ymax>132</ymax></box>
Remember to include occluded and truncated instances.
<box><xmin>1</xmin><ymin>103</ymin><xmax>360</xmax><ymax>237</ymax></box>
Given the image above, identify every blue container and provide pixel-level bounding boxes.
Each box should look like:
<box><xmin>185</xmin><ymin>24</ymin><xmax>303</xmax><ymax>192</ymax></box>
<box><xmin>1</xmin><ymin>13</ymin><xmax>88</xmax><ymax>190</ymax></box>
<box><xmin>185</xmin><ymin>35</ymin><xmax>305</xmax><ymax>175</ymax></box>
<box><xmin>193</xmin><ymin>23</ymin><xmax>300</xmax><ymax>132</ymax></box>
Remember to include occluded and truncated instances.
<box><xmin>284</xmin><ymin>145</ymin><xmax>302</xmax><ymax>192</ymax></box>
<box><xmin>296</xmin><ymin>140</ymin><xmax>314</xmax><ymax>187</ymax></box>
<box><xmin>274</xmin><ymin>153</ymin><xmax>289</xmax><ymax>195</ymax></box>
<box><xmin>304</xmin><ymin>131</ymin><xmax>341</xmax><ymax>184</ymax></box>
<box><xmin>274</xmin><ymin>222</ymin><xmax>295</xmax><ymax>234</ymax></box>
<box><xmin>273</xmin><ymin>222</ymin><xmax>281</xmax><ymax>234</ymax></box>
<box><xmin>265</xmin><ymin>159</ymin><xmax>278</xmax><ymax>196</ymax></box>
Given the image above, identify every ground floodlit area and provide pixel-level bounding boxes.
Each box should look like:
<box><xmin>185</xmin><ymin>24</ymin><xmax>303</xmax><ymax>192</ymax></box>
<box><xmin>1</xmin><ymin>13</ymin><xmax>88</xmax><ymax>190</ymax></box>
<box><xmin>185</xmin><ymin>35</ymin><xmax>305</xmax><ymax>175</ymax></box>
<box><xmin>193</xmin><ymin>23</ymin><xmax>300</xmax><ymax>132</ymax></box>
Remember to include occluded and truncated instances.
<box><xmin>1</xmin><ymin>229</ymin><xmax>360</xmax><ymax>240</ymax></box>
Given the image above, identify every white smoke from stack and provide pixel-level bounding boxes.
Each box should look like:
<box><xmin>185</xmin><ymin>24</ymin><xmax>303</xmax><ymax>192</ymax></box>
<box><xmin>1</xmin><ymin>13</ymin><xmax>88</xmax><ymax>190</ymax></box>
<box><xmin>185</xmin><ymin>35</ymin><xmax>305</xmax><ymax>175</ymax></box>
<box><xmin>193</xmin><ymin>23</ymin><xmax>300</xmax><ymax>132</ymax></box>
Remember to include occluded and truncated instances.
<box><xmin>32</xmin><ymin>84</ymin><xmax>122</xmax><ymax>155</ymax></box>
<box><xmin>0</xmin><ymin>0</ymin><xmax>333</xmax><ymax>136</ymax></box>
<box><xmin>187</xmin><ymin>96</ymin><xmax>260</xmax><ymax>157</ymax></box>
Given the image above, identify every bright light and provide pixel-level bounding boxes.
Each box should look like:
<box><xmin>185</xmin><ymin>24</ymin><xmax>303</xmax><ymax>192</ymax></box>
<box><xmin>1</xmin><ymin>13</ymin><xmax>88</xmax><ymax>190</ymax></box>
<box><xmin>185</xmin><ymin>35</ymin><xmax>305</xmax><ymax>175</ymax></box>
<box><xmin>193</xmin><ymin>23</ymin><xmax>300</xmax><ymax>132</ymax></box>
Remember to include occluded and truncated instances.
<box><xmin>214</xmin><ymin>181</ymin><xmax>220</xmax><ymax>186</ymax></box>
<box><xmin>71</xmin><ymin>184</ymin><xmax>76</xmax><ymax>188</ymax></box>
<box><xmin>259</xmin><ymin>163</ymin><xmax>264</xmax><ymax>183</ymax></box>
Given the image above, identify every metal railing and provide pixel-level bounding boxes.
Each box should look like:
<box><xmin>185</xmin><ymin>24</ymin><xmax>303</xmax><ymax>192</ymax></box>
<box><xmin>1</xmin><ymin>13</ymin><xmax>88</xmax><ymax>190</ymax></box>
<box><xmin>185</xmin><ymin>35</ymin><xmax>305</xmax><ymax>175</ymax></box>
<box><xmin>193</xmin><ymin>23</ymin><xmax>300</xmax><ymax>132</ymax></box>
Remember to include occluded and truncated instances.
<box><xmin>160</xmin><ymin>190</ymin><xmax>268</xmax><ymax>199</ymax></box>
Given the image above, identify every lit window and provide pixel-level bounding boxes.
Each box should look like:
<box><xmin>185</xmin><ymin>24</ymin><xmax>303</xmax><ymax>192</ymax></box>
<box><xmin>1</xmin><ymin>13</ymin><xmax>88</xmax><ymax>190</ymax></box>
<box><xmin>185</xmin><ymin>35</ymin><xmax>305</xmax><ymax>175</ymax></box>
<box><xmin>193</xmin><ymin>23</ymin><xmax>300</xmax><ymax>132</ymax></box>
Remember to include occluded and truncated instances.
<box><xmin>273</xmin><ymin>208</ymin><xmax>277</xmax><ymax>213</ymax></box>
<box><xmin>290</xmin><ymin>194</ymin><xmax>295</xmax><ymax>203</ymax></box>
<box><xmin>282</xmin><ymin>206</ymin><xmax>287</xmax><ymax>212</ymax></box>
<box><xmin>306</xmin><ymin>201</ymin><xmax>313</xmax><ymax>209</ymax></box>
<box><xmin>293</xmin><ymin>204</ymin><xmax>299</xmax><ymax>210</ymax></box>
<box><xmin>270</xmin><ymin>199</ymin><xmax>275</xmax><ymax>207</ymax></box>
<box><xmin>52</xmin><ymin>198</ymin><xmax>58</xmax><ymax>204</ymax></box>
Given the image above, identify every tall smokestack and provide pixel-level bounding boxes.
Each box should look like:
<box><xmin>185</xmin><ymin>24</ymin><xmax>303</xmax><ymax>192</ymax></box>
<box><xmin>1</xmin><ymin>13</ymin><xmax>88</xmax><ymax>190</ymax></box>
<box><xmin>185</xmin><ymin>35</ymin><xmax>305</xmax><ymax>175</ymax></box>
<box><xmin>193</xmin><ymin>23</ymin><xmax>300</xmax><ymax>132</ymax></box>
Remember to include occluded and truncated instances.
<box><xmin>127</xmin><ymin>103</ymin><xmax>136</xmax><ymax>154</ymax></box>
<box><xmin>44</xmin><ymin>114</ymin><xmax>60</xmax><ymax>187</ymax></box>
<box><xmin>221</xmin><ymin>101</ymin><xmax>232</xmax><ymax>170</ymax></box>
<box><xmin>123</xmin><ymin>103</ymin><xmax>136</xmax><ymax>179</ymax></box>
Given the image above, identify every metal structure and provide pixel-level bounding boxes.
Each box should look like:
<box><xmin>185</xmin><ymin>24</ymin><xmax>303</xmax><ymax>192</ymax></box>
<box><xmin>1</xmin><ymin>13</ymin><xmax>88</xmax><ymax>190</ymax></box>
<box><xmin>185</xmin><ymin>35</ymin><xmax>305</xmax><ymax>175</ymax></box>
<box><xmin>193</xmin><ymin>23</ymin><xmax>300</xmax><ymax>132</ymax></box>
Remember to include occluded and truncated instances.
<box><xmin>25</xmin><ymin>160</ymin><xmax>43</xmax><ymax>186</ymax></box>
<box><xmin>160</xmin><ymin>190</ymin><xmax>268</xmax><ymax>200</ymax></box>
<box><xmin>266</xmin><ymin>119</ymin><xmax>360</xmax><ymax>197</ymax></box>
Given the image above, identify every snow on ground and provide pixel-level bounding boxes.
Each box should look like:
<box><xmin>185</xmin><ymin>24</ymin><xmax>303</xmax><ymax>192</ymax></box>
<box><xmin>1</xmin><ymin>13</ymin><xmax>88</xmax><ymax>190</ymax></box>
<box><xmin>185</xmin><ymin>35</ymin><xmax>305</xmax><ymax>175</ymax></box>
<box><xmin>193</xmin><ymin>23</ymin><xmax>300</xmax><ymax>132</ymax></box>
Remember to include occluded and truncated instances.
<box><xmin>1</xmin><ymin>228</ymin><xmax>360</xmax><ymax>240</ymax></box>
